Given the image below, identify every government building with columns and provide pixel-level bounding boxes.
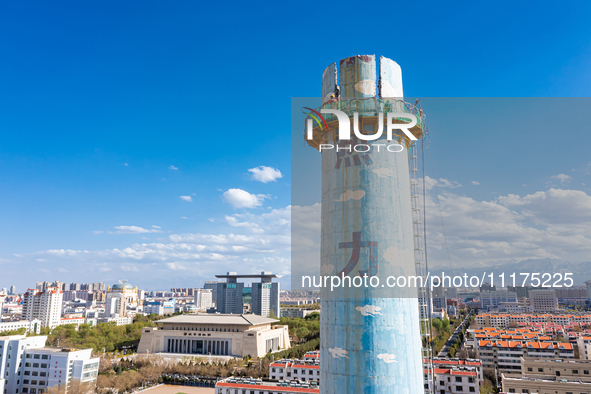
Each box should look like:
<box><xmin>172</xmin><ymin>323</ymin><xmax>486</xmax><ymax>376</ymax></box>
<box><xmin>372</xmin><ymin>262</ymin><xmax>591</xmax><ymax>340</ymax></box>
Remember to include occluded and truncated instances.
<box><xmin>137</xmin><ymin>314</ymin><xmax>290</xmax><ymax>358</ymax></box>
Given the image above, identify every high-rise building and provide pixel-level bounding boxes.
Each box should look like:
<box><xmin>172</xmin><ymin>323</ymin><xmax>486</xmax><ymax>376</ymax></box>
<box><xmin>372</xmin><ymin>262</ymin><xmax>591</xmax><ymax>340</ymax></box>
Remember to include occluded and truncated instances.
<box><xmin>529</xmin><ymin>290</ymin><xmax>558</xmax><ymax>312</ymax></box>
<box><xmin>213</xmin><ymin>272</ymin><xmax>280</xmax><ymax>316</ymax></box>
<box><xmin>251</xmin><ymin>273</ymin><xmax>280</xmax><ymax>318</ymax></box>
<box><xmin>0</xmin><ymin>335</ymin><xmax>99</xmax><ymax>394</ymax></box>
<box><xmin>0</xmin><ymin>291</ymin><xmax>6</xmax><ymax>315</ymax></box>
<box><xmin>204</xmin><ymin>281</ymin><xmax>223</xmax><ymax>306</ymax></box>
<box><xmin>194</xmin><ymin>289</ymin><xmax>213</xmax><ymax>311</ymax></box>
<box><xmin>70</xmin><ymin>282</ymin><xmax>80</xmax><ymax>291</ymax></box>
<box><xmin>9</xmin><ymin>286</ymin><xmax>16</xmax><ymax>295</ymax></box>
<box><xmin>21</xmin><ymin>287</ymin><xmax>63</xmax><ymax>328</ymax></box>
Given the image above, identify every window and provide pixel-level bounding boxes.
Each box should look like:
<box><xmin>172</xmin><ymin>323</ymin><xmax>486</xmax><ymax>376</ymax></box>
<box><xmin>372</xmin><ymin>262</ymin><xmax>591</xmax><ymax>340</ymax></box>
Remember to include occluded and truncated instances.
<box><xmin>40</xmin><ymin>364</ymin><xmax>47</xmax><ymax>368</ymax></box>
<box><xmin>469</xmin><ymin>388</ymin><xmax>475</xmax><ymax>393</ymax></box>
<box><xmin>26</xmin><ymin>354</ymin><xmax>31</xmax><ymax>359</ymax></box>
<box><xmin>41</xmin><ymin>355</ymin><xmax>48</xmax><ymax>360</ymax></box>
<box><xmin>33</xmin><ymin>355</ymin><xmax>40</xmax><ymax>359</ymax></box>
<box><xmin>33</xmin><ymin>363</ymin><xmax>39</xmax><ymax>368</ymax></box>
<box><xmin>538</xmin><ymin>368</ymin><xmax>543</xmax><ymax>372</ymax></box>
<box><xmin>527</xmin><ymin>367</ymin><xmax>532</xmax><ymax>371</ymax></box>
<box><xmin>25</xmin><ymin>363</ymin><xmax>31</xmax><ymax>367</ymax></box>
<box><xmin>24</xmin><ymin>380</ymin><xmax>30</xmax><ymax>384</ymax></box>
<box><xmin>455</xmin><ymin>377</ymin><xmax>462</xmax><ymax>382</ymax></box>
<box><xmin>573</xmin><ymin>369</ymin><xmax>579</xmax><ymax>374</ymax></box>
<box><xmin>456</xmin><ymin>386</ymin><xmax>463</xmax><ymax>391</ymax></box>
<box><xmin>25</xmin><ymin>371</ymin><xmax>30</xmax><ymax>376</ymax></box>
<box><xmin>40</xmin><ymin>372</ymin><xmax>46</xmax><ymax>377</ymax></box>
<box><xmin>521</xmin><ymin>390</ymin><xmax>529</xmax><ymax>393</ymax></box>
<box><xmin>556</xmin><ymin>371</ymin><xmax>561</xmax><ymax>376</ymax></box>
<box><xmin>32</xmin><ymin>372</ymin><xmax>38</xmax><ymax>376</ymax></box>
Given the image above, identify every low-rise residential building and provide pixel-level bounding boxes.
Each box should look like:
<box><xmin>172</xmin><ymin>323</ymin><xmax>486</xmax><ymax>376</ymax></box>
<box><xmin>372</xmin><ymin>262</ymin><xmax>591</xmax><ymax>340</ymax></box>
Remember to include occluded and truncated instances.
<box><xmin>0</xmin><ymin>320</ymin><xmax>41</xmax><ymax>335</ymax></box>
<box><xmin>477</xmin><ymin>340</ymin><xmax>575</xmax><ymax>375</ymax></box>
<box><xmin>502</xmin><ymin>373</ymin><xmax>591</xmax><ymax>393</ymax></box>
<box><xmin>215</xmin><ymin>377</ymin><xmax>319</xmax><ymax>394</ymax></box>
<box><xmin>270</xmin><ymin>358</ymin><xmax>320</xmax><ymax>382</ymax></box>
<box><xmin>428</xmin><ymin>366</ymin><xmax>480</xmax><ymax>393</ymax></box>
<box><xmin>520</xmin><ymin>356</ymin><xmax>591</xmax><ymax>381</ymax></box>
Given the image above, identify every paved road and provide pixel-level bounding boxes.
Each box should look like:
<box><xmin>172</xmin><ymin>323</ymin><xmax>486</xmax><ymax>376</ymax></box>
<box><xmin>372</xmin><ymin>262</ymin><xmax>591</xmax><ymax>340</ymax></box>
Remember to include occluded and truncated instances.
<box><xmin>437</xmin><ymin>310</ymin><xmax>473</xmax><ymax>357</ymax></box>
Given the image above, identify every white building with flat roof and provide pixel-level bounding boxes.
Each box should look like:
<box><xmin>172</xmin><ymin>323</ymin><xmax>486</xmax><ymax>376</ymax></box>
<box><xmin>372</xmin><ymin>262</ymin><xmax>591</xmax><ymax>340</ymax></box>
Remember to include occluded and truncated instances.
<box><xmin>138</xmin><ymin>314</ymin><xmax>290</xmax><ymax>358</ymax></box>
<box><xmin>0</xmin><ymin>320</ymin><xmax>41</xmax><ymax>335</ymax></box>
<box><xmin>0</xmin><ymin>335</ymin><xmax>99</xmax><ymax>394</ymax></box>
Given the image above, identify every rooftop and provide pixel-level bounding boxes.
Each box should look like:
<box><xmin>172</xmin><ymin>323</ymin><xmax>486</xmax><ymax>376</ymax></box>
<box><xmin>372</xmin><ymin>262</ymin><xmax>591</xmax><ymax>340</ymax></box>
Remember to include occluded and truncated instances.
<box><xmin>156</xmin><ymin>313</ymin><xmax>279</xmax><ymax>326</ymax></box>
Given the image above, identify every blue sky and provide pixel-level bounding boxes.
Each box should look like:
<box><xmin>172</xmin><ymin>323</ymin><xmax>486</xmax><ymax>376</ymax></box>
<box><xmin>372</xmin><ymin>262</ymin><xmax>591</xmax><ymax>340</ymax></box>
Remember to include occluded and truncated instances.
<box><xmin>1</xmin><ymin>1</ymin><xmax>591</xmax><ymax>291</ymax></box>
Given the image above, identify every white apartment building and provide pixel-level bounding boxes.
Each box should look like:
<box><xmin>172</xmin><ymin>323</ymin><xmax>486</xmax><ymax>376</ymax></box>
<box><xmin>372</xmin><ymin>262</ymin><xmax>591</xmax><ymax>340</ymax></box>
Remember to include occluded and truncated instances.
<box><xmin>21</xmin><ymin>288</ymin><xmax>63</xmax><ymax>329</ymax></box>
<box><xmin>0</xmin><ymin>334</ymin><xmax>99</xmax><ymax>394</ymax></box>
<box><xmin>577</xmin><ymin>336</ymin><xmax>591</xmax><ymax>359</ymax></box>
<box><xmin>428</xmin><ymin>366</ymin><xmax>480</xmax><ymax>394</ymax></box>
<box><xmin>215</xmin><ymin>377</ymin><xmax>318</xmax><ymax>394</ymax></box>
<box><xmin>269</xmin><ymin>358</ymin><xmax>320</xmax><ymax>382</ymax></box>
<box><xmin>477</xmin><ymin>340</ymin><xmax>575</xmax><ymax>375</ymax></box>
<box><xmin>0</xmin><ymin>320</ymin><xmax>41</xmax><ymax>335</ymax></box>
<box><xmin>194</xmin><ymin>289</ymin><xmax>213</xmax><ymax>312</ymax></box>
<box><xmin>529</xmin><ymin>290</ymin><xmax>559</xmax><ymax>312</ymax></box>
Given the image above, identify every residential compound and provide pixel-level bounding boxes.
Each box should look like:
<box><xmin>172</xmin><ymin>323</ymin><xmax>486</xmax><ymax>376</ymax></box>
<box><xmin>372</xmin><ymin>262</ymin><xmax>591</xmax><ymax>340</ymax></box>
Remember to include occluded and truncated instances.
<box><xmin>475</xmin><ymin>313</ymin><xmax>591</xmax><ymax>329</ymax></box>
<box><xmin>137</xmin><ymin>314</ymin><xmax>290</xmax><ymax>358</ymax></box>
<box><xmin>0</xmin><ymin>335</ymin><xmax>98</xmax><ymax>394</ymax></box>
<box><xmin>471</xmin><ymin>326</ymin><xmax>575</xmax><ymax>374</ymax></box>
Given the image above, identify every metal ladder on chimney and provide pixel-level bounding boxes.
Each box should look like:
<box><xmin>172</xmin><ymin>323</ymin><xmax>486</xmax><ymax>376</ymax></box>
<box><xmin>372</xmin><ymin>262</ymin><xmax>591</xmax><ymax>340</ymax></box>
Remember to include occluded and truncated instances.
<box><xmin>409</xmin><ymin>137</ymin><xmax>435</xmax><ymax>394</ymax></box>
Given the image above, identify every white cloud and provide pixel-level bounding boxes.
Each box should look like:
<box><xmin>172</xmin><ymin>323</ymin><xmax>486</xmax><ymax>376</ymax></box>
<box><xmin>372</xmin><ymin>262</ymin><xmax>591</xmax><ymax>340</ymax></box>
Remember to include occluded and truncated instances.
<box><xmin>471</xmin><ymin>181</ymin><xmax>480</xmax><ymax>185</ymax></box>
<box><xmin>113</xmin><ymin>226</ymin><xmax>163</xmax><ymax>234</ymax></box>
<box><xmin>222</xmin><ymin>188</ymin><xmax>268</xmax><ymax>209</ymax></box>
<box><xmin>167</xmin><ymin>262</ymin><xmax>187</xmax><ymax>270</ymax></box>
<box><xmin>152</xmin><ymin>225</ymin><xmax>161</xmax><ymax>229</ymax></box>
<box><xmin>58</xmin><ymin>267</ymin><xmax>69</xmax><ymax>273</ymax></box>
<box><xmin>551</xmin><ymin>174</ymin><xmax>571</xmax><ymax>185</ymax></box>
<box><xmin>169</xmin><ymin>165</ymin><xmax>178</xmax><ymax>170</ymax></box>
<box><xmin>179</xmin><ymin>196</ymin><xmax>192</xmax><ymax>202</ymax></box>
<box><xmin>124</xmin><ymin>163</ymin><xmax>129</xmax><ymax>167</ymax></box>
<box><xmin>93</xmin><ymin>230</ymin><xmax>104</xmax><ymax>234</ymax></box>
<box><xmin>248</xmin><ymin>166</ymin><xmax>282</xmax><ymax>183</ymax></box>
<box><xmin>422</xmin><ymin>176</ymin><xmax>461</xmax><ymax>191</ymax></box>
